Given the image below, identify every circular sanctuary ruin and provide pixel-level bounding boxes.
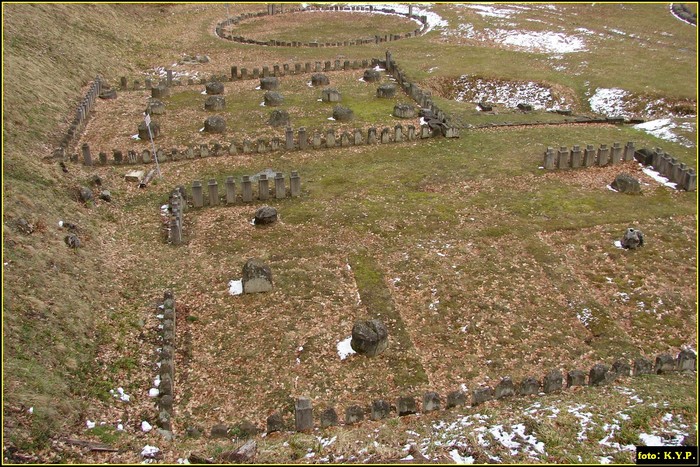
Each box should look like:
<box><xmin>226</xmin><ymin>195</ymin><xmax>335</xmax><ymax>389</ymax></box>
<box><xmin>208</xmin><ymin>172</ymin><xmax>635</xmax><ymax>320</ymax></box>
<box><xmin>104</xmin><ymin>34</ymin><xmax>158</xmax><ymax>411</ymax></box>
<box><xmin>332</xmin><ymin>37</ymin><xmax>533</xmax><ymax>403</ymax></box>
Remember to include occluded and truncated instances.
<box><xmin>215</xmin><ymin>4</ymin><xmax>430</xmax><ymax>48</ymax></box>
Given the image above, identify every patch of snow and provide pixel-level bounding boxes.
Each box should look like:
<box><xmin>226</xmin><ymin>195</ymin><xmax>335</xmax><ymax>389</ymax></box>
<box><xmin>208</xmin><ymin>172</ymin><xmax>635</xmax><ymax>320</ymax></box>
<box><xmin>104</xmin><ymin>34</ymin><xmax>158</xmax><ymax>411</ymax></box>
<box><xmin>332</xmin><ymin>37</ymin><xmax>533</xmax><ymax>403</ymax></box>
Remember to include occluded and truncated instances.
<box><xmin>606</xmin><ymin>185</ymin><xmax>618</xmax><ymax>192</ymax></box>
<box><xmin>639</xmin><ymin>433</ymin><xmax>664</xmax><ymax>446</ymax></box>
<box><xmin>141</xmin><ymin>421</ymin><xmax>153</xmax><ymax>433</ymax></box>
<box><xmin>450</xmin><ymin>450</ymin><xmax>475</xmax><ymax>464</ymax></box>
<box><xmin>337</xmin><ymin>337</ymin><xmax>356</xmax><ymax>360</ymax></box>
<box><xmin>141</xmin><ymin>445</ymin><xmax>159</xmax><ymax>457</ymax></box>
<box><xmin>600</xmin><ymin>456</ymin><xmax>613</xmax><ymax>464</ymax></box>
<box><xmin>228</xmin><ymin>279</ymin><xmax>243</xmax><ymax>295</ymax></box>
<box><xmin>148</xmin><ymin>388</ymin><xmax>159</xmax><ymax>398</ymax></box>
<box><xmin>117</xmin><ymin>424</ymin><xmax>124</xmax><ymax>431</ymax></box>
<box><xmin>260</xmin><ymin>102</ymin><xmax>265</xmax><ymax>106</ymax></box>
<box><xmin>86</xmin><ymin>420</ymin><xmax>96</xmax><ymax>429</ymax></box>
<box><xmin>28</xmin><ymin>407</ymin><xmax>34</xmax><ymax>414</ymax></box>
<box><xmin>327</xmin><ymin>117</ymin><xmax>336</xmax><ymax>121</ymax></box>
<box><xmin>641</xmin><ymin>166</ymin><xmax>677</xmax><ymax>189</ymax></box>
<box><xmin>614</xmin><ymin>240</ymin><xmax>624</xmax><ymax>249</ymax></box>
<box><xmin>634</xmin><ymin>118</ymin><xmax>695</xmax><ymax>148</ymax></box>
<box><xmin>132</xmin><ymin>134</ymin><xmax>140</xmax><ymax>140</ymax></box>
<box><xmin>577</xmin><ymin>308</ymin><xmax>593</xmax><ymax>327</ymax></box>
<box><xmin>589</xmin><ymin>88</ymin><xmax>630</xmax><ymax>118</ymax></box>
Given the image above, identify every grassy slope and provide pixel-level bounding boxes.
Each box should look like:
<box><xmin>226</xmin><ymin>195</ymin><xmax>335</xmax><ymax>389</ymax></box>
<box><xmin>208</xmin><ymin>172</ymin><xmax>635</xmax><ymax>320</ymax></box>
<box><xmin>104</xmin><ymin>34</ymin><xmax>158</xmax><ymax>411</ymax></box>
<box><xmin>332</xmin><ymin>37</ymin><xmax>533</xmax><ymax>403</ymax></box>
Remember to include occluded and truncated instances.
<box><xmin>2</xmin><ymin>2</ymin><xmax>697</xmax><ymax>462</ymax></box>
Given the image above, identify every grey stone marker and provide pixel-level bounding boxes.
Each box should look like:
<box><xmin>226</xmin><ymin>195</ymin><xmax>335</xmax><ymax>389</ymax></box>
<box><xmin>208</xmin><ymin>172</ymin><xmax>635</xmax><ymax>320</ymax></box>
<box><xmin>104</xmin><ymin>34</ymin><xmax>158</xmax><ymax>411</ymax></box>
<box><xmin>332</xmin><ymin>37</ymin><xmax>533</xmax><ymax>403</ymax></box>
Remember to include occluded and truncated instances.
<box><xmin>584</xmin><ymin>144</ymin><xmax>596</xmax><ymax>167</ymax></box>
<box><xmin>472</xmin><ymin>387</ymin><xmax>494</xmax><ymax>406</ymax></box>
<box><xmin>242</xmin><ymin>176</ymin><xmax>253</xmax><ymax>203</ymax></box>
<box><xmin>611</xmin><ymin>173</ymin><xmax>641</xmax><ymax>194</ymax></box>
<box><xmin>192</xmin><ymin>181</ymin><xmax>204</xmax><ymax>208</ymax></box>
<box><xmin>394</xmin><ymin>124</ymin><xmax>403</xmax><ymax>142</ymax></box>
<box><xmin>633</xmin><ymin>357</ymin><xmax>652</xmax><ymax>376</ymax></box>
<box><xmin>258</xmin><ymin>174</ymin><xmax>269</xmax><ymax>201</ymax></box>
<box><xmin>298</xmin><ymin>127</ymin><xmax>308</xmax><ymax>150</ymax></box>
<box><xmin>377</xmin><ymin>83</ymin><xmax>396</xmax><ymax>98</ymax></box>
<box><xmin>321</xmin><ymin>88</ymin><xmax>341</xmax><ymax>102</ymax></box>
<box><xmin>242</xmin><ymin>258</ymin><xmax>273</xmax><ymax>293</ymax></box>
<box><xmin>544</xmin><ymin>147</ymin><xmax>555</xmax><ymax>170</ymax></box>
<box><xmin>381</xmin><ymin>128</ymin><xmax>391</xmax><ymax>144</ymax></box>
<box><xmin>370</xmin><ymin>400</ymin><xmax>391</xmax><ymax>420</ymax></box>
<box><xmin>612</xmin><ymin>360</ymin><xmax>631</xmax><ymax>377</ymax></box>
<box><xmin>225</xmin><ymin>177</ymin><xmax>236</xmax><ymax>204</ymax></box>
<box><xmin>654</xmin><ymin>354</ymin><xmax>676</xmax><ymax>374</ymax></box>
<box><xmin>207</xmin><ymin>179</ymin><xmax>219</xmax><ymax>206</ymax></box>
<box><xmin>624</xmin><ymin>141</ymin><xmax>635</xmax><ymax>161</ymax></box>
<box><xmin>312</xmin><ymin>131</ymin><xmax>322</xmax><ymax>149</ymax></box>
<box><xmin>597</xmin><ymin>144</ymin><xmax>610</xmax><ymax>166</ymax></box>
<box><xmin>621</xmin><ymin>227</ymin><xmax>644</xmax><ymax>249</ymax></box>
<box><xmin>557</xmin><ymin>146</ymin><xmax>569</xmax><ymax>169</ymax></box>
<box><xmin>345</xmin><ymin>405</ymin><xmax>364</xmax><ymax>424</ymax></box>
<box><xmin>495</xmin><ymin>377</ymin><xmax>515</xmax><ymax>399</ymax></box>
<box><xmin>326</xmin><ymin>129</ymin><xmax>336</xmax><ymax>148</ymax></box>
<box><xmin>677</xmin><ymin>349</ymin><xmax>696</xmax><ymax>371</ymax></box>
<box><xmin>295</xmin><ymin>397</ymin><xmax>313</xmax><ymax>431</ymax></box>
<box><xmin>422</xmin><ymin>392</ymin><xmax>441</xmax><ymax>412</ymax></box>
<box><xmin>274</xmin><ymin>172</ymin><xmax>285</xmax><ymax>199</ymax></box>
<box><xmin>368</xmin><ymin>127</ymin><xmax>377</xmax><ymax>144</ymax></box>
<box><xmin>81</xmin><ymin>143</ymin><xmax>92</xmax><ymax>166</ymax></box>
<box><xmin>254</xmin><ymin>206</ymin><xmax>278</xmax><ymax>225</ymax></box>
<box><xmin>566</xmin><ymin>370</ymin><xmax>586</xmax><ymax>387</ymax></box>
<box><xmin>571</xmin><ymin>145</ymin><xmax>582</xmax><ymax>168</ymax></box>
<box><xmin>611</xmin><ymin>142</ymin><xmax>622</xmax><ymax>164</ymax></box>
<box><xmin>407</xmin><ymin>125</ymin><xmax>416</xmax><ymax>140</ymax></box>
<box><xmin>285</xmin><ymin>127</ymin><xmax>294</xmax><ymax>150</ymax></box>
<box><xmin>290</xmin><ymin>171</ymin><xmax>301</xmax><ymax>197</ymax></box>
<box><xmin>397</xmin><ymin>396</ymin><xmax>417</xmax><ymax>416</ymax></box>
<box><xmin>320</xmin><ymin>407</ymin><xmax>338</xmax><ymax>428</ymax></box>
<box><xmin>446</xmin><ymin>390</ymin><xmax>466</xmax><ymax>408</ymax></box>
<box><xmin>354</xmin><ymin>129</ymin><xmax>364</xmax><ymax>145</ymax></box>
<box><xmin>543</xmin><ymin>369</ymin><xmax>563</xmax><ymax>393</ymax></box>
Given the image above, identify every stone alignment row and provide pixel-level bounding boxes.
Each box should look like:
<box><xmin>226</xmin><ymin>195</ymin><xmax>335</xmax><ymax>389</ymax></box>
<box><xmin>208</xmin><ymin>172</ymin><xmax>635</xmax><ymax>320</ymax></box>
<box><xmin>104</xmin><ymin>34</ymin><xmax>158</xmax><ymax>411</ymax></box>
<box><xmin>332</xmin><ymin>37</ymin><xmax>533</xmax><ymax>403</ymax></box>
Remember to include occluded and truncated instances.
<box><xmin>168</xmin><ymin>189</ymin><xmax>185</xmax><ymax>245</ymax></box>
<box><xmin>189</xmin><ymin>171</ymin><xmax>301</xmax><ymax>208</ymax></box>
<box><xmin>215</xmin><ymin>4</ymin><xmax>429</xmax><ymax>48</ymax></box>
<box><xmin>77</xmin><ymin>123</ymin><xmax>436</xmax><ymax>167</ymax></box>
<box><xmin>54</xmin><ymin>76</ymin><xmax>103</xmax><ymax>158</ymax></box>
<box><xmin>543</xmin><ymin>142</ymin><xmax>697</xmax><ymax>191</ymax></box>
<box><xmin>156</xmin><ymin>290</ymin><xmax>176</xmax><ymax>434</ymax></box>
<box><xmin>281</xmin><ymin>351</ymin><xmax>696</xmax><ymax>434</ymax></box>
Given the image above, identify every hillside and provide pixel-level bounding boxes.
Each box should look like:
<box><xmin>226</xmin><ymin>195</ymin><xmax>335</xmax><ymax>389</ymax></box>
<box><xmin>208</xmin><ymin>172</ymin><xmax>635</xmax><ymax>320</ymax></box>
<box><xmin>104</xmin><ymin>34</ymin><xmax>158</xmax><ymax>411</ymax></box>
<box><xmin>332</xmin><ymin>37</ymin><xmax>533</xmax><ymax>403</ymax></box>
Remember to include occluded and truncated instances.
<box><xmin>2</xmin><ymin>2</ymin><xmax>697</xmax><ymax>464</ymax></box>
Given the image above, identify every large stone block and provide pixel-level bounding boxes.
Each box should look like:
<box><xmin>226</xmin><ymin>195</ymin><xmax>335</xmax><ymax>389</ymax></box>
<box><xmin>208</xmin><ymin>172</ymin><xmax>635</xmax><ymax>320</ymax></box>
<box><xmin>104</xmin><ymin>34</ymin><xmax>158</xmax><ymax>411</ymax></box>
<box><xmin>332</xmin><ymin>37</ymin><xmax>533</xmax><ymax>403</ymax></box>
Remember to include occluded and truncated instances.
<box><xmin>242</xmin><ymin>258</ymin><xmax>273</xmax><ymax>293</ymax></box>
<box><xmin>350</xmin><ymin>320</ymin><xmax>388</xmax><ymax>356</ymax></box>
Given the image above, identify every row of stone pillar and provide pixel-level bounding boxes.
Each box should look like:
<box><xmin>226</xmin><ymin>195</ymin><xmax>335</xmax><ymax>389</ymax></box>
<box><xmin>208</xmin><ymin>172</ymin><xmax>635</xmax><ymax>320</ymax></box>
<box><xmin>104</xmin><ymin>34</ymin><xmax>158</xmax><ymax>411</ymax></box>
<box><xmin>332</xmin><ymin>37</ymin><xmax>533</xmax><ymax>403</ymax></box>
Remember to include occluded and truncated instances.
<box><xmin>231</xmin><ymin>59</ymin><xmax>372</xmax><ymax>81</ymax></box>
<box><xmin>648</xmin><ymin>147</ymin><xmax>696</xmax><ymax>191</ymax></box>
<box><xmin>191</xmin><ymin>172</ymin><xmax>301</xmax><ymax>207</ymax></box>
<box><xmin>78</xmin><ymin>123</ymin><xmax>435</xmax><ymax>167</ymax></box>
<box><xmin>544</xmin><ymin>142</ymin><xmax>635</xmax><ymax>170</ymax></box>
<box><xmin>55</xmin><ymin>76</ymin><xmax>102</xmax><ymax>158</ymax></box>
<box><xmin>157</xmin><ymin>290</ymin><xmax>176</xmax><ymax>431</ymax></box>
<box><xmin>285</xmin><ymin>351</ymin><xmax>695</xmax><ymax>432</ymax></box>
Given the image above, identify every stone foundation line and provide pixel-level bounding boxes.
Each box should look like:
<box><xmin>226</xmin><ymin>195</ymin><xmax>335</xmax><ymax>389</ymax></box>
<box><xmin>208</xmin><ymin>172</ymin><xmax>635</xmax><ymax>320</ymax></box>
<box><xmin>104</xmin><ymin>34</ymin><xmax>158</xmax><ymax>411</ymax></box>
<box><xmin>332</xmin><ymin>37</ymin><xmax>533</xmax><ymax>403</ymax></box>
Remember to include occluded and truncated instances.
<box><xmin>53</xmin><ymin>76</ymin><xmax>103</xmax><ymax>159</ymax></box>
<box><xmin>215</xmin><ymin>4</ymin><xmax>429</xmax><ymax>48</ymax></box>
<box><xmin>156</xmin><ymin>290</ymin><xmax>176</xmax><ymax>434</ymax></box>
<box><xmin>543</xmin><ymin>142</ymin><xmax>696</xmax><ymax>191</ymax></box>
<box><xmin>188</xmin><ymin>171</ymin><xmax>301</xmax><ymax>208</ymax></box>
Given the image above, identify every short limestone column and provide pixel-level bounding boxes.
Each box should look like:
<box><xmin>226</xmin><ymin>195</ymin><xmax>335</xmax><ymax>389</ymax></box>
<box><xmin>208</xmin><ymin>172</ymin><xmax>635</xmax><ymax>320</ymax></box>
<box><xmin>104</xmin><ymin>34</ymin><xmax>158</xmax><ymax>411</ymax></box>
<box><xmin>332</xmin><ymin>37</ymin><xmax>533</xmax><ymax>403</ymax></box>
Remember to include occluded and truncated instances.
<box><xmin>192</xmin><ymin>180</ymin><xmax>204</xmax><ymax>208</ymax></box>
<box><xmin>671</xmin><ymin>161</ymin><xmax>683</xmax><ymax>185</ymax></box>
<box><xmin>345</xmin><ymin>405</ymin><xmax>364</xmax><ymax>424</ymax></box>
<box><xmin>682</xmin><ymin>169</ymin><xmax>696</xmax><ymax>191</ymax></box>
<box><xmin>285</xmin><ymin>127</ymin><xmax>294</xmax><ymax>150</ymax></box>
<box><xmin>81</xmin><ymin>143</ymin><xmax>92</xmax><ymax>166</ymax></box>
<box><xmin>320</xmin><ymin>407</ymin><xmax>338</xmax><ymax>428</ymax></box>
<box><xmin>208</xmin><ymin>179</ymin><xmax>219</xmax><ymax>206</ymax></box>
<box><xmin>275</xmin><ymin>172</ymin><xmax>285</xmax><ymax>199</ymax></box>
<box><xmin>677</xmin><ymin>349</ymin><xmax>696</xmax><ymax>371</ymax></box>
<box><xmin>231</xmin><ymin>66</ymin><xmax>238</xmax><ymax>80</ymax></box>
<box><xmin>326</xmin><ymin>129</ymin><xmax>336</xmax><ymax>148</ymax></box>
<box><xmin>407</xmin><ymin>125</ymin><xmax>416</xmax><ymax>140</ymax></box>
<box><xmin>258</xmin><ymin>174</ymin><xmax>269</xmax><ymax>201</ymax></box>
<box><xmin>242</xmin><ymin>176</ymin><xmax>253</xmax><ymax>202</ymax></box>
<box><xmin>543</xmin><ymin>147</ymin><xmax>555</xmax><ymax>170</ymax></box>
<box><xmin>312</xmin><ymin>131</ymin><xmax>322</xmax><ymax>149</ymax></box>
<box><xmin>611</xmin><ymin>142</ymin><xmax>622</xmax><ymax>165</ymax></box>
<box><xmin>290</xmin><ymin>171</ymin><xmax>301</xmax><ymax>197</ymax></box>
<box><xmin>170</xmin><ymin>217</ymin><xmax>181</xmax><ymax>245</ymax></box>
<box><xmin>354</xmin><ymin>129</ymin><xmax>364</xmax><ymax>145</ymax></box>
<box><xmin>225</xmin><ymin>177</ymin><xmax>236</xmax><ymax>204</ymax></box>
<box><xmin>597</xmin><ymin>144</ymin><xmax>610</xmax><ymax>166</ymax></box>
<box><xmin>557</xmin><ymin>146</ymin><xmax>569</xmax><ymax>169</ymax></box>
<box><xmin>571</xmin><ymin>145</ymin><xmax>582</xmax><ymax>168</ymax></box>
<box><xmin>370</xmin><ymin>400</ymin><xmax>391</xmax><ymax>420</ymax></box>
<box><xmin>584</xmin><ymin>144</ymin><xmax>596</xmax><ymax>167</ymax></box>
<box><xmin>422</xmin><ymin>392</ymin><xmax>441</xmax><ymax>412</ymax></box>
<box><xmin>380</xmin><ymin>128</ymin><xmax>391</xmax><ymax>144</ymax></box>
<box><xmin>394</xmin><ymin>124</ymin><xmax>403</xmax><ymax>142</ymax></box>
<box><xmin>543</xmin><ymin>369</ymin><xmax>563</xmax><ymax>393</ymax></box>
<box><xmin>295</xmin><ymin>397</ymin><xmax>313</xmax><ymax>432</ymax></box>
<box><xmin>624</xmin><ymin>142</ymin><xmax>635</xmax><ymax>161</ymax></box>
<box><xmin>367</xmin><ymin>127</ymin><xmax>377</xmax><ymax>144</ymax></box>
<box><xmin>298</xmin><ymin>127</ymin><xmax>308</xmax><ymax>150</ymax></box>
<box><xmin>652</xmin><ymin>148</ymin><xmax>664</xmax><ymax>170</ymax></box>
<box><xmin>397</xmin><ymin>396</ymin><xmax>417</xmax><ymax>416</ymax></box>
<box><xmin>495</xmin><ymin>377</ymin><xmax>515</xmax><ymax>399</ymax></box>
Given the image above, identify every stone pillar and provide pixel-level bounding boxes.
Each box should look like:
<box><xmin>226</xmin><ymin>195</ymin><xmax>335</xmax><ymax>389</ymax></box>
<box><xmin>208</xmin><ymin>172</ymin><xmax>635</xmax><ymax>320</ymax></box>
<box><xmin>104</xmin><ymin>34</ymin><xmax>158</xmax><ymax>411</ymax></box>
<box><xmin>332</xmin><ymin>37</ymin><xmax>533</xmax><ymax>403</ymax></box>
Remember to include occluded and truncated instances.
<box><xmin>326</xmin><ymin>129</ymin><xmax>336</xmax><ymax>148</ymax></box>
<box><xmin>81</xmin><ymin>142</ymin><xmax>92</xmax><ymax>166</ymax></box>
<box><xmin>120</xmin><ymin>76</ymin><xmax>128</xmax><ymax>90</ymax></box>
<box><xmin>167</xmin><ymin>69</ymin><xmax>173</xmax><ymax>86</ymax></box>
<box><xmin>192</xmin><ymin>180</ymin><xmax>204</xmax><ymax>208</ymax></box>
<box><xmin>557</xmin><ymin>146</ymin><xmax>569</xmax><ymax>169</ymax></box>
<box><xmin>275</xmin><ymin>172</ymin><xmax>285</xmax><ymax>199</ymax></box>
<box><xmin>226</xmin><ymin>177</ymin><xmax>236</xmax><ymax>204</ymax></box>
<box><xmin>394</xmin><ymin>124</ymin><xmax>403</xmax><ymax>142</ymax></box>
<box><xmin>611</xmin><ymin>142</ymin><xmax>622</xmax><ymax>165</ymax></box>
<box><xmin>354</xmin><ymin>129</ymin><xmax>364</xmax><ymax>145</ymax></box>
<box><xmin>543</xmin><ymin>147</ymin><xmax>555</xmax><ymax>170</ymax></box>
<box><xmin>571</xmin><ymin>145</ymin><xmax>582</xmax><ymax>168</ymax></box>
<box><xmin>242</xmin><ymin>176</ymin><xmax>253</xmax><ymax>202</ymax></box>
<box><xmin>258</xmin><ymin>174</ymin><xmax>269</xmax><ymax>201</ymax></box>
<box><xmin>208</xmin><ymin>179</ymin><xmax>219</xmax><ymax>206</ymax></box>
<box><xmin>298</xmin><ymin>127</ymin><xmax>308</xmax><ymax>150</ymax></box>
<box><xmin>671</xmin><ymin>161</ymin><xmax>682</xmax><ymax>185</ymax></box>
<box><xmin>380</xmin><ymin>128</ymin><xmax>391</xmax><ymax>144</ymax></box>
<box><xmin>231</xmin><ymin>66</ymin><xmax>238</xmax><ymax>80</ymax></box>
<box><xmin>312</xmin><ymin>131</ymin><xmax>322</xmax><ymax>149</ymax></box>
<box><xmin>584</xmin><ymin>144</ymin><xmax>596</xmax><ymax>167</ymax></box>
<box><xmin>273</xmin><ymin>64</ymin><xmax>280</xmax><ymax>76</ymax></box>
<box><xmin>286</xmin><ymin>127</ymin><xmax>294</xmax><ymax>150</ymax></box>
<box><xmin>652</xmin><ymin>148</ymin><xmax>664</xmax><ymax>170</ymax></box>
<box><xmin>145</xmin><ymin>78</ymin><xmax>152</xmax><ymax>90</ymax></box>
<box><xmin>170</xmin><ymin>217</ymin><xmax>181</xmax><ymax>245</ymax></box>
<box><xmin>682</xmin><ymin>169</ymin><xmax>696</xmax><ymax>191</ymax></box>
<box><xmin>407</xmin><ymin>125</ymin><xmax>415</xmax><ymax>140</ymax></box>
<box><xmin>295</xmin><ymin>397</ymin><xmax>313</xmax><ymax>432</ymax></box>
<box><xmin>624</xmin><ymin>142</ymin><xmax>635</xmax><ymax>161</ymax></box>
<box><xmin>262</xmin><ymin>66</ymin><xmax>270</xmax><ymax>78</ymax></box>
<box><xmin>597</xmin><ymin>144</ymin><xmax>609</xmax><ymax>166</ymax></box>
<box><xmin>290</xmin><ymin>171</ymin><xmax>301</xmax><ymax>197</ymax></box>
<box><xmin>241</xmin><ymin>67</ymin><xmax>248</xmax><ymax>80</ymax></box>
<box><xmin>368</xmin><ymin>127</ymin><xmax>377</xmax><ymax>144</ymax></box>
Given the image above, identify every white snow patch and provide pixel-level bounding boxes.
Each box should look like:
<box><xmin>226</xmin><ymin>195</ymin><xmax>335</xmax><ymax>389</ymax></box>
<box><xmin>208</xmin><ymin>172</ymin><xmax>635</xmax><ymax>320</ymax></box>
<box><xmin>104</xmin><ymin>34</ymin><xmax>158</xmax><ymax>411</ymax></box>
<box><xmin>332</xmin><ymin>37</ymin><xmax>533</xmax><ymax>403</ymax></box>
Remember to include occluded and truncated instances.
<box><xmin>634</xmin><ymin>118</ymin><xmax>695</xmax><ymax>148</ymax></box>
<box><xmin>641</xmin><ymin>166</ymin><xmax>677</xmax><ymax>189</ymax></box>
<box><xmin>450</xmin><ymin>449</ymin><xmax>475</xmax><ymax>464</ymax></box>
<box><xmin>141</xmin><ymin>421</ymin><xmax>153</xmax><ymax>433</ymax></box>
<box><xmin>606</xmin><ymin>185</ymin><xmax>618</xmax><ymax>192</ymax></box>
<box><xmin>228</xmin><ymin>279</ymin><xmax>243</xmax><ymax>295</ymax></box>
<box><xmin>141</xmin><ymin>445</ymin><xmax>159</xmax><ymax>458</ymax></box>
<box><xmin>86</xmin><ymin>420</ymin><xmax>96</xmax><ymax>429</ymax></box>
<box><xmin>589</xmin><ymin>88</ymin><xmax>629</xmax><ymax>118</ymax></box>
<box><xmin>600</xmin><ymin>456</ymin><xmax>613</xmax><ymax>464</ymax></box>
<box><xmin>131</xmin><ymin>134</ymin><xmax>140</xmax><ymax>140</ymax></box>
<box><xmin>639</xmin><ymin>433</ymin><xmax>664</xmax><ymax>446</ymax></box>
<box><xmin>337</xmin><ymin>337</ymin><xmax>356</xmax><ymax>360</ymax></box>
<box><xmin>577</xmin><ymin>308</ymin><xmax>593</xmax><ymax>327</ymax></box>
<box><xmin>148</xmin><ymin>388</ymin><xmax>160</xmax><ymax>398</ymax></box>
<box><xmin>614</xmin><ymin>240</ymin><xmax>624</xmax><ymax>249</ymax></box>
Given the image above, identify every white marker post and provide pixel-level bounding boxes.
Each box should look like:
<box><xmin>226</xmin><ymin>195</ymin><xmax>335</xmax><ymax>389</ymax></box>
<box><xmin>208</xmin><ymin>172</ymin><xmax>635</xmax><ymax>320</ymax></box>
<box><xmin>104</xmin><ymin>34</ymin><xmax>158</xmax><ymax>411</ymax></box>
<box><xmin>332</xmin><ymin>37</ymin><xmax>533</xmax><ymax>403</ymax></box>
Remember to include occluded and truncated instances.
<box><xmin>144</xmin><ymin>113</ymin><xmax>162</xmax><ymax>178</ymax></box>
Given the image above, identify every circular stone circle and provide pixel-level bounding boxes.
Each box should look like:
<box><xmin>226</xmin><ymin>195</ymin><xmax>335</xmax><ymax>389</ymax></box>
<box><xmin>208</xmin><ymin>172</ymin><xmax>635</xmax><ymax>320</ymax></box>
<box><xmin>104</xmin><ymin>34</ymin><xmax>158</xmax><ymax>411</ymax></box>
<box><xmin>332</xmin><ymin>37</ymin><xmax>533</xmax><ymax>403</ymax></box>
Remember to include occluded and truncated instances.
<box><xmin>215</xmin><ymin>5</ymin><xmax>429</xmax><ymax>47</ymax></box>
